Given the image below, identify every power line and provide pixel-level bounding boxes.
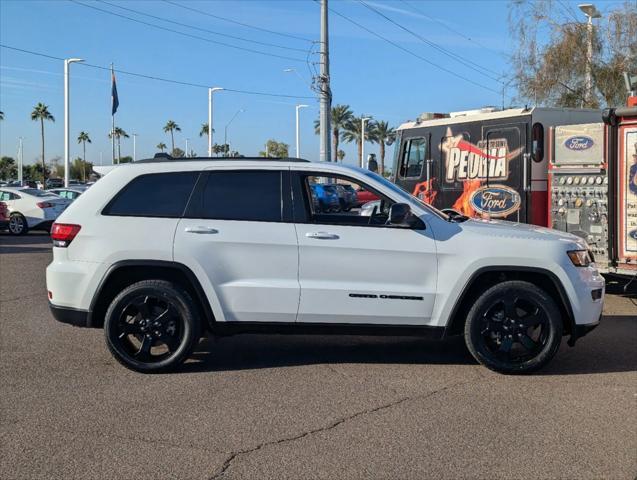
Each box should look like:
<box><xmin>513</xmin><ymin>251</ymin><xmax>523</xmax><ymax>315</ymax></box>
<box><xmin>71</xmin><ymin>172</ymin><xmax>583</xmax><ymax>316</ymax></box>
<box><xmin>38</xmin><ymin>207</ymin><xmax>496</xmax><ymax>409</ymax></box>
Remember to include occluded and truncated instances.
<box><xmin>69</xmin><ymin>0</ymin><xmax>306</xmax><ymax>63</ymax></box>
<box><xmin>356</xmin><ymin>0</ymin><xmax>502</xmax><ymax>83</ymax></box>
<box><xmin>397</xmin><ymin>0</ymin><xmax>504</xmax><ymax>57</ymax></box>
<box><xmin>0</xmin><ymin>44</ymin><xmax>316</xmax><ymax>99</ymax></box>
<box><xmin>96</xmin><ymin>0</ymin><xmax>308</xmax><ymax>54</ymax></box>
<box><xmin>320</xmin><ymin>1</ymin><xmax>500</xmax><ymax>94</ymax></box>
<box><xmin>162</xmin><ymin>0</ymin><xmax>314</xmax><ymax>44</ymax></box>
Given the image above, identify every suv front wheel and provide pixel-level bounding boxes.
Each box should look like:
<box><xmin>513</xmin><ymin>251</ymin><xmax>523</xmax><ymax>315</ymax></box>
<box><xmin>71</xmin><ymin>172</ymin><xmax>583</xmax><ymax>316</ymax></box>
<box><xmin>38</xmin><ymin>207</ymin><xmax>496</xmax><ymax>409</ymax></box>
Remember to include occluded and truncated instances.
<box><xmin>464</xmin><ymin>280</ymin><xmax>563</xmax><ymax>374</ymax></box>
<box><xmin>104</xmin><ymin>280</ymin><xmax>201</xmax><ymax>373</ymax></box>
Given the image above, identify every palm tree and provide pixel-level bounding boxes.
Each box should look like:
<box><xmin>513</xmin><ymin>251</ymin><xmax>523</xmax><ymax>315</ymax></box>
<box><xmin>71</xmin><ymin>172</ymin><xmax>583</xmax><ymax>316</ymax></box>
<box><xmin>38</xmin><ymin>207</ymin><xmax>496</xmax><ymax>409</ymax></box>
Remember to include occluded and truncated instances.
<box><xmin>342</xmin><ymin>116</ymin><xmax>378</xmax><ymax>167</ymax></box>
<box><xmin>108</xmin><ymin>127</ymin><xmax>129</xmax><ymax>163</ymax></box>
<box><xmin>199</xmin><ymin>122</ymin><xmax>214</xmax><ymax>137</ymax></box>
<box><xmin>314</xmin><ymin>104</ymin><xmax>354</xmax><ymax>163</ymax></box>
<box><xmin>0</xmin><ymin>111</ymin><xmax>4</xmax><ymax>120</ymax></box>
<box><xmin>77</xmin><ymin>131</ymin><xmax>91</xmax><ymax>182</ymax></box>
<box><xmin>163</xmin><ymin>120</ymin><xmax>181</xmax><ymax>152</ymax></box>
<box><xmin>374</xmin><ymin>121</ymin><xmax>396</xmax><ymax>175</ymax></box>
<box><xmin>157</xmin><ymin>142</ymin><xmax>167</xmax><ymax>152</ymax></box>
<box><xmin>31</xmin><ymin>103</ymin><xmax>55</xmax><ymax>185</ymax></box>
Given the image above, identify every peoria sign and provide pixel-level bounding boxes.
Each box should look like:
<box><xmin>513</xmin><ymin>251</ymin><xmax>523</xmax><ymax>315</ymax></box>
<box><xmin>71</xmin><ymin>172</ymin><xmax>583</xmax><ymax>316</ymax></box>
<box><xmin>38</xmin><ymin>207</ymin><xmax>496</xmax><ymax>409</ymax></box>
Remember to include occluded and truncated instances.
<box><xmin>444</xmin><ymin>136</ymin><xmax>522</xmax><ymax>182</ymax></box>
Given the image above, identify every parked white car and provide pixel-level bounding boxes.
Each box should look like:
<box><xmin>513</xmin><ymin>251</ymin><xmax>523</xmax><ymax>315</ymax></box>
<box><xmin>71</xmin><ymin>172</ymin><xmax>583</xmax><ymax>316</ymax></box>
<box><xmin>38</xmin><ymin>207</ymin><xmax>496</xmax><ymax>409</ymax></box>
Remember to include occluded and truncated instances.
<box><xmin>46</xmin><ymin>157</ymin><xmax>604</xmax><ymax>374</ymax></box>
<box><xmin>0</xmin><ymin>187</ymin><xmax>70</xmax><ymax>235</ymax></box>
<box><xmin>48</xmin><ymin>187</ymin><xmax>88</xmax><ymax>202</ymax></box>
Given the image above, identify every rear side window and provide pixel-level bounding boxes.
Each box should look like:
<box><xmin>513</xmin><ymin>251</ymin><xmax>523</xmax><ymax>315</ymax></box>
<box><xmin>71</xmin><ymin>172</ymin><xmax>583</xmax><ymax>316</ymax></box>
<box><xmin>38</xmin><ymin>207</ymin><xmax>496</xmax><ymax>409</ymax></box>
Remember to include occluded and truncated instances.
<box><xmin>191</xmin><ymin>170</ymin><xmax>282</xmax><ymax>222</ymax></box>
<box><xmin>104</xmin><ymin>172</ymin><xmax>199</xmax><ymax>218</ymax></box>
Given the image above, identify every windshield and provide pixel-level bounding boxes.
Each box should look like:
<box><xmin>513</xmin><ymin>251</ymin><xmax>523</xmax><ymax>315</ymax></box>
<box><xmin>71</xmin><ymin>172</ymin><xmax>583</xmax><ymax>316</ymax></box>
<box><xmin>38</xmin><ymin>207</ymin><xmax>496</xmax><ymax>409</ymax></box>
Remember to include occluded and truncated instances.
<box><xmin>361</xmin><ymin>170</ymin><xmax>449</xmax><ymax>220</ymax></box>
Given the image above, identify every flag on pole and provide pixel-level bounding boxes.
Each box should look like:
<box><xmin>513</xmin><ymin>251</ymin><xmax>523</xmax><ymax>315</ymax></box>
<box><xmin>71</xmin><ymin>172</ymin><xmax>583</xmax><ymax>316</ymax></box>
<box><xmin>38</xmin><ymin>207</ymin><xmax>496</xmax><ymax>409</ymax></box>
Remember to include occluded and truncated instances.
<box><xmin>111</xmin><ymin>68</ymin><xmax>119</xmax><ymax>115</ymax></box>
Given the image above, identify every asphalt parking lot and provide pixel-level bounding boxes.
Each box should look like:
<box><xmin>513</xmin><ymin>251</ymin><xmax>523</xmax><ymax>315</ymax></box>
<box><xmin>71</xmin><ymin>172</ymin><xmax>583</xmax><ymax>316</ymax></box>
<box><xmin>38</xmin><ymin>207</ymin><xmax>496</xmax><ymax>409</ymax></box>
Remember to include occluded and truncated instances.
<box><xmin>1</xmin><ymin>233</ymin><xmax>636</xmax><ymax>480</ymax></box>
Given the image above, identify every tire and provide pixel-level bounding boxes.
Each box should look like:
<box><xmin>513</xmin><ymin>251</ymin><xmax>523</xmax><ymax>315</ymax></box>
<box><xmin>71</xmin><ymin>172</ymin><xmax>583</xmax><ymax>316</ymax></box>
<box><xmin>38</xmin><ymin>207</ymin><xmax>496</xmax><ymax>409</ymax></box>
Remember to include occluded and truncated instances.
<box><xmin>464</xmin><ymin>280</ymin><xmax>563</xmax><ymax>374</ymax></box>
<box><xmin>8</xmin><ymin>213</ymin><xmax>28</xmax><ymax>236</ymax></box>
<box><xmin>104</xmin><ymin>279</ymin><xmax>201</xmax><ymax>373</ymax></box>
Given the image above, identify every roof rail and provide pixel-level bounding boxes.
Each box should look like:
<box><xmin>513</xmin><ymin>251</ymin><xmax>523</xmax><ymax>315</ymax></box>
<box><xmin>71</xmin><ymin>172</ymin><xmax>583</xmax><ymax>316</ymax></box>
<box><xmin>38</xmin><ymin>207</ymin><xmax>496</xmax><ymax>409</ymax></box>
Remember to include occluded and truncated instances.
<box><xmin>135</xmin><ymin>154</ymin><xmax>311</xmax><ymax>164</ymax></box>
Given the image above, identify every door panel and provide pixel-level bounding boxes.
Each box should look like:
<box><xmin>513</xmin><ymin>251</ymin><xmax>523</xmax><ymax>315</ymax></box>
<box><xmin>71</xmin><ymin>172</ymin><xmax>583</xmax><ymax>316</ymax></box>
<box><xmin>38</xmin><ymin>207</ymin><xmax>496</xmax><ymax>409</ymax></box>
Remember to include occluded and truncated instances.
<box><xmin>174</xmin><ymin>219</ymin><xmax>299</xmax><ymax>322</ymax></box>
<box><xmin>295</xmin><ymin>223</ymin><xmax>437</xmax><ymax>324</ymax></box>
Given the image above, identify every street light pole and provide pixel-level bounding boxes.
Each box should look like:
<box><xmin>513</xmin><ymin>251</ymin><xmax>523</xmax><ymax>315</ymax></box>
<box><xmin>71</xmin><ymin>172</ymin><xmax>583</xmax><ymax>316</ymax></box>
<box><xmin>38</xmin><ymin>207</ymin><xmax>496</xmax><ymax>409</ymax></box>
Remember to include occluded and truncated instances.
<box><xmin>208</xmin><ymin>87</ymin><xmax>223</xmax><ymax>156</ymax></box>
<box><xmin>361</xmin><ymin>117</ymin><xmax>371</xmax><ymax>168</ymax></box>
<box><xmin>578</xmin><ymin>3</ymin><xmax>601</xmax><ymax>107</ymax></box>
<box><xmin>132</xmin><ymin>133</ymin><xmax>138</xmax><ymax>162</ymax></box>
<box><xmin>295</xmin><ymin>104</ymin><xmax>309</xmax><ymax>159</ymax></box>
<box><xmin>18</xmin><ymin>137</ymin><xmax>23</xmax><ymax>185</ymax></box>
<box><xmin>224</xmin><ymin>108</ymin><xmax>244</xmax><ymax>155</ymax></box>
<box><xmin>64</xmin><ymin>57</ymin><xmax>84</xmax><ymax>188</ymax></box>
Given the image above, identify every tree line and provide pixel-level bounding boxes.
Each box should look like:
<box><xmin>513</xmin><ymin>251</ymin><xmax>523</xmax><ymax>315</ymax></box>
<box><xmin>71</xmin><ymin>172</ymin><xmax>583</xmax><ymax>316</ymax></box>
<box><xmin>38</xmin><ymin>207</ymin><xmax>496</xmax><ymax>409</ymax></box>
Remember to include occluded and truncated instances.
<box><xmin>313</xmin><ymin>104</ymin><xmax>396</xmax><ymax>174</ymax></box>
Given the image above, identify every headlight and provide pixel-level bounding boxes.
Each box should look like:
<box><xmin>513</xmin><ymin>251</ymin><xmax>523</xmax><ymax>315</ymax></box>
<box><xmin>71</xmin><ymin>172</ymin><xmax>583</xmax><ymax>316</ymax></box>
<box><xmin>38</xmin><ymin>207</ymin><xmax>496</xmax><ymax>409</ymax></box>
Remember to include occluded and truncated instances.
<box><xmin>567</xmin><ymin>250</ymin><xmax>592</xmax><ymax>267</ymax></box>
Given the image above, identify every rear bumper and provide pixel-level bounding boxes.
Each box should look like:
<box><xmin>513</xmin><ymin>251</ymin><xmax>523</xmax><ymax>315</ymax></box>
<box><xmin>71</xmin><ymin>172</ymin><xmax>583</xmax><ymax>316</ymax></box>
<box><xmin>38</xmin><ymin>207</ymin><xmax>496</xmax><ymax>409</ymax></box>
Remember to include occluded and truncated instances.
<box><xmin>49</xmin><ymin>303</ymin><xmax>90</xmax><ymax>328</ymax></box>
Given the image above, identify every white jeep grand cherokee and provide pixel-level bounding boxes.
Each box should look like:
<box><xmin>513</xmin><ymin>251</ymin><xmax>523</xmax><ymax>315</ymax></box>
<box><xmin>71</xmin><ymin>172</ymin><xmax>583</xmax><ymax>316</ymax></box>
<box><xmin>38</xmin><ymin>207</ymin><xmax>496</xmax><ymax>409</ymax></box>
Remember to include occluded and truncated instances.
<box><xmin>46</xmin><ymin>156</ymin><xmax>604</xmax><ymax>374</ymax></box>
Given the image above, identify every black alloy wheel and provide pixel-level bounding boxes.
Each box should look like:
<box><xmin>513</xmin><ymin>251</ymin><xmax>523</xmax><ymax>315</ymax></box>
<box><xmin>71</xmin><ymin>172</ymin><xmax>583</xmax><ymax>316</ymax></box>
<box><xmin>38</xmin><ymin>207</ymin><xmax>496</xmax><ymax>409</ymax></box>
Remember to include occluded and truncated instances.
<box><xmin>104</xmin><ymin>280</ymin><xmax>200</xmax><ymax>373</ymax></box>
<box><xmin>465</xmin><ymin>280</ymin><xmax>562</xmax><ymax>374</ymax></box>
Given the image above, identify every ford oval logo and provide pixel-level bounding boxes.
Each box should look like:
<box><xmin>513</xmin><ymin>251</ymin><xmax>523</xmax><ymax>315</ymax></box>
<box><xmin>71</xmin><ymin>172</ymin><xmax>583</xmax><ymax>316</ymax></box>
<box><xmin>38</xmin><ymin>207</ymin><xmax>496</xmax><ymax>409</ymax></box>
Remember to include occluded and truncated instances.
<box><xmin>629</xmin><ymin>229</ymin><xmax>637</xmax><ymax>241</ymax></box>
<box><xmin>469</xmin><ymin>185</ymin><xmax>521</xmax><ymax>218</ymax></box>
<box><xmin>564</xmin><ymin>135</ymin><xmax>594</xmax><ymax>151</ymax></box>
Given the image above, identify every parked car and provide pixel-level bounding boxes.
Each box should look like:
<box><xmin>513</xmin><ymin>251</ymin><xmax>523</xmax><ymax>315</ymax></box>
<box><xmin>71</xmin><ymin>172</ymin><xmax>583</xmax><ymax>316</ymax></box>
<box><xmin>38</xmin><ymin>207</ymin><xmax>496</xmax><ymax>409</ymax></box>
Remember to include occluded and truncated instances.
<box><xmin>310</xmin><ymin>183</ymin><xmax>340</xmax><ymax>212</ymax></box>
<box><xmin>0</xmin><ymin>187</ymin><xmax>70</xmax><ymax>235</ymax></box>
<box><xmin>334</xmin><ymin>184</ymin><xmax>357</xmax><ymax>212</ymax></box>
<box><xmin>45</xmin><ymin>178</ymin><xmax>64</xmax><ymax>189</ymax></box>
<box><xmin>0</xmin><ymin>201</ymin><xmax>9</xmax><ymax>230</ymax></box>
<box><xmin>354</xmin><ymin>186</ymin><xmax>379</xmax><ymax>207</ymax></box>
<box><xmin>47</xmin><ymin>157</ymin><xmax>604</xmax><ymax>374</ymax></box>
<box><xmin>48</xmin><ymin>187</ymin><xmax>88</xmax><ymax>202</ymax></box>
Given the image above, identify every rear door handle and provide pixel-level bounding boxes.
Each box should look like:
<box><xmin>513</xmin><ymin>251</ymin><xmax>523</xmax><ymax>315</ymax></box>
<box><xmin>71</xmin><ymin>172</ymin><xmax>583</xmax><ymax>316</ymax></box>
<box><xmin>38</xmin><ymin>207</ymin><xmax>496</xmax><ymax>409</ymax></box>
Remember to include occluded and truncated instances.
<box><xmin>185</xmin><ymin>226</ymin><xmax>218</xmax><ymax>234</ymax></box>
<box><xmin>306</xmin><ymin>231</ymin><xmax>339</xmax><ymax>240</ymax></box>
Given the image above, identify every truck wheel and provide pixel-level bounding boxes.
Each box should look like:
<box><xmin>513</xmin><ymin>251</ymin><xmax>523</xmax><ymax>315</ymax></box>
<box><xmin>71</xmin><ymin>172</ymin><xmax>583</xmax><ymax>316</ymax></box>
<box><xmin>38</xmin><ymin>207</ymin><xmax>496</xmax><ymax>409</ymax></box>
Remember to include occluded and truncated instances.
<box><xmin>8</xmin><ymin>213</ymin><xmax>28</xmax><ymax>235</ymax></box>
<box><xmin>104</xmin><ymin>280</ymin><xmax>200</xmax><ymax>373</ymax></box>
<box><xmin>464</xmin><ymin>280</ymin><xmax>563</xmax><ymax>374</ymax></box>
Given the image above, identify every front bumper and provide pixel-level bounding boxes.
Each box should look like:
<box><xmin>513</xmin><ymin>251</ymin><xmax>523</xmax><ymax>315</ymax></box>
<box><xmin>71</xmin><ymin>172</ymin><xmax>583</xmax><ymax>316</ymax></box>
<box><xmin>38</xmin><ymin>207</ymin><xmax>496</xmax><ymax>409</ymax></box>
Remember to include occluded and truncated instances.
<box><xmin>567</xmin><ymin>314</ymin><xmax>601</xmax><ymax>346</ymax></box>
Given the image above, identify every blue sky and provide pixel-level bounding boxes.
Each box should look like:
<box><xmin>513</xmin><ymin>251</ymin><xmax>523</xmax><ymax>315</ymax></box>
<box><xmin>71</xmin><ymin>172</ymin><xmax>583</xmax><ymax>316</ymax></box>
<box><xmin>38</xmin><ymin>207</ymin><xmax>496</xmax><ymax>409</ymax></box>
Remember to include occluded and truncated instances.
<box><xmin>0</xmin><ymin>0</ymin><xmax>623</xmax><ymax>168</ymax></box>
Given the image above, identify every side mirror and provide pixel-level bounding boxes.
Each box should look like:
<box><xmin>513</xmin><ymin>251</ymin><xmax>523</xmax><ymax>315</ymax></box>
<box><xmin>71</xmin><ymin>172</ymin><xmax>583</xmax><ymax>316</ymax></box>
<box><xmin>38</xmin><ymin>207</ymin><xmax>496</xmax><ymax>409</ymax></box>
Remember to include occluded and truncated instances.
<box><xmin>389</xmin><ymin>203</ymin><xmax>411</xmax><ymax>225</ymax></box>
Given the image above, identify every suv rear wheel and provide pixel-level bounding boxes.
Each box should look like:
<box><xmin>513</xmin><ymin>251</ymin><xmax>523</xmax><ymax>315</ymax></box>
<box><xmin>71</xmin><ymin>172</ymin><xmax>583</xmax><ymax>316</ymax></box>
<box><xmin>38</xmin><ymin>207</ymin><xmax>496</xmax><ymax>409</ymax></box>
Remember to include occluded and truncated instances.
<box><xmin>464</xmin><ymin>280</ymin><xmax>563</xmax><ymax>374</ymax></box>
<box><xmin>104</xmin><ymin>280</ymin><xmax>200</xmax><ymax>373</ymax></box>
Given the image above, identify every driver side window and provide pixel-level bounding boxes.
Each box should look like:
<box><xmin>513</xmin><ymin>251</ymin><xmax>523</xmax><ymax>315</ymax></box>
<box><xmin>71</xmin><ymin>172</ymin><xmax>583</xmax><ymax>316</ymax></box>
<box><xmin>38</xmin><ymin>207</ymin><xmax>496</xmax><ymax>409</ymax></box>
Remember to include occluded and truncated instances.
<box><xmin>296</xmin><ymin>173</ymin><xmax>395</xmax><ymax>227</ymax></box>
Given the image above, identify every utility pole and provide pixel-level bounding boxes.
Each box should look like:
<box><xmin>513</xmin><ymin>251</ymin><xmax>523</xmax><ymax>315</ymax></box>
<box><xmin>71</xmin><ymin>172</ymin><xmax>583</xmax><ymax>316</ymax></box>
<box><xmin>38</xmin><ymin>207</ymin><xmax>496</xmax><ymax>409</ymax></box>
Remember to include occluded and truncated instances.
<box><xmin>132</xmin><ymin>133</ymin><xmax>138</xmax><ymax>162</ymax></box>
<box><xmin>185</xmin><ymin>138</ymin><xmax>189</xmax><ymax>158</ymax></box>
<box><xmin>579</xmin><ymin>3</ymin><xmax>601</xmax><ymax>107</ymax></box>
<box><xmin>18</xmin><ymin>137</ymin><xmax>23</xmax><ymax>185</ymax></box>
<box><xmin>295</xmin><ymin>104</ymin><xmax>308</xmax><ymax>158</ymax></box>
<box><xmin>361</xmin><ymin>117</ymin><xmax>371</xmax><ymax>168</ymax></box>
<box><xmin>64</xmin><ymin>57</ymin><xmax>83</xmax><ymax>187</ymax></box>
<box><xmin>319</xmin><ymin>0</ymin><xmax>332</xmax><ymax>162</ymax></box>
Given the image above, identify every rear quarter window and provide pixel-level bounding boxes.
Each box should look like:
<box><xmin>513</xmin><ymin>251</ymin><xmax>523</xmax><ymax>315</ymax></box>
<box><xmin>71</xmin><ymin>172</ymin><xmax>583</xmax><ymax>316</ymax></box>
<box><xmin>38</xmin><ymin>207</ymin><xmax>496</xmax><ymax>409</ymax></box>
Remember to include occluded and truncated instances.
<box><xmin>103</xmin><ymin>172</ymin><xmax>199</xmax><ymax>218</ymax></box>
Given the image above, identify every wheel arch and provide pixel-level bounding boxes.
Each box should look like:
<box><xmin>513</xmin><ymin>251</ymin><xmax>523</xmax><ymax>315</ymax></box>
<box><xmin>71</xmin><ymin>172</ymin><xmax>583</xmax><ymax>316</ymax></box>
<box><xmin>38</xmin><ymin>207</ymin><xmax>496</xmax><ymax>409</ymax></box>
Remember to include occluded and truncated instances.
<box><xmin>88</xmin><ymin>260</ymin><xmax>216</xmax><ymax>330</ymax></box>
<box><xmin>443</xmin><ymin>266</ymin><xmax>576</xmax><ymax>341</ymax></box>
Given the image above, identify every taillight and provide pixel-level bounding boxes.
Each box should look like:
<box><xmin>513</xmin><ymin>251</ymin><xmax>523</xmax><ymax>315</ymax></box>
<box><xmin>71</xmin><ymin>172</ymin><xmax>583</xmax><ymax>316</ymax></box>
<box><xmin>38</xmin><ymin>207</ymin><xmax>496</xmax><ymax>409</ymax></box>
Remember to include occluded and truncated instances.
<box><xmin>51</xmin><ymin>223</ymin><xmax>81</xmax><ymax>247</ymax></box>
<box><xmin>37</xmin><ymin>201</ymin><xmax>54</xmax><ymax>208</ymax></box>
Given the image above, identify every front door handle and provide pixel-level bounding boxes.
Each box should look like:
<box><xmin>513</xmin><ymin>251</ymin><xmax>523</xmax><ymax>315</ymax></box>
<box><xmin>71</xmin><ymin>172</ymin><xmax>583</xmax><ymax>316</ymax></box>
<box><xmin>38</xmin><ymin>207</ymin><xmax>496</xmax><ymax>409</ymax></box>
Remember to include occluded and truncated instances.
<box><xmin>185</xmin><ymin>226</ymin><xmax>219</xmax><ymax>234</ymax></box>
<box><xmin>306</xmin><ymin>231</ymin><xmax>339</xmax><ymax>240</ymax></box>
